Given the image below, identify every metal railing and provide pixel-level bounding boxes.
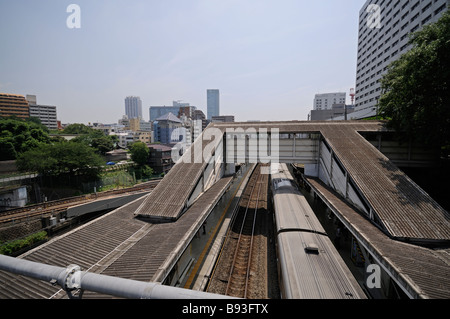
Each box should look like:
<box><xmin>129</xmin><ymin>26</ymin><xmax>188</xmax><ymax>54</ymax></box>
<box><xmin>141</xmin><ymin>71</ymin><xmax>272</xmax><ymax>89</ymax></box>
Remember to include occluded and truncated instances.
<box><xmin>0</xmin><ymin>254</ymin><xmax>235</xmax><ymax>299</ymax></box>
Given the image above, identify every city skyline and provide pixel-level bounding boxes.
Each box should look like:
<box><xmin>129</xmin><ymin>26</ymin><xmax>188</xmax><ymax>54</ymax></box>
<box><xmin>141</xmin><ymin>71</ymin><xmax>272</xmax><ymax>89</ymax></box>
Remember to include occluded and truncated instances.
<box><xmin>1</xmin><ymin>0</ymin><xmax>363</xmax><ymax>124</ymax></box>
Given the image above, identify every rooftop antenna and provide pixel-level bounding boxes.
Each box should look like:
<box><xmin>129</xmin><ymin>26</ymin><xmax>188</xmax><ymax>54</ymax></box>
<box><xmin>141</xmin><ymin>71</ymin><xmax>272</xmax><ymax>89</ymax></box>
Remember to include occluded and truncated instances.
<box><xmin>350</xmin><ymin>88</ymin><xmax>355</xmax><ymax>106</ymax></box>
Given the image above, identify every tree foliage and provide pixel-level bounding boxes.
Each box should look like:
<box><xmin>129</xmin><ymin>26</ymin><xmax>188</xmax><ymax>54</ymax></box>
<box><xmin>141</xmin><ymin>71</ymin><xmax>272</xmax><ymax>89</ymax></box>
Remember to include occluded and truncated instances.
<box><xmin>378</xmin><ymin>11</ymin><xmax>450</xmax><ymax>151</ymax></box>
<box><xmin>129</xmin><ymin>141</ymin><xmax>149</xmax><ymax>166</ymax></box>
<box><xmin>62</xmin><ymin>123</ymin><xmax>116</xmax><ymax>155</ymax></box>
<box><xmin>0</xmin><ymin>117</ymin><xmax>50</xmax><ymax>160</ymax></box>
<box><xmin>16</xmin><ymin>141</ymin><xmax>104</xmax><ymax>179</ymax></box>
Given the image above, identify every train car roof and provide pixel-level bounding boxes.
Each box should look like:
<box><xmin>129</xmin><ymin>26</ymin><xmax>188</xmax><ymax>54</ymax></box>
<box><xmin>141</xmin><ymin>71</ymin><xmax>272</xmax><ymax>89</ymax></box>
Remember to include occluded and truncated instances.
<box><xmin>277</xmin><ymin>231</ymin><xmax>366</xmax><ymax>299</ymax></box>
<box><xmin>273</xmin><ymin>190</ymin><xmax>326</xmax><ymax>234</ymax></box>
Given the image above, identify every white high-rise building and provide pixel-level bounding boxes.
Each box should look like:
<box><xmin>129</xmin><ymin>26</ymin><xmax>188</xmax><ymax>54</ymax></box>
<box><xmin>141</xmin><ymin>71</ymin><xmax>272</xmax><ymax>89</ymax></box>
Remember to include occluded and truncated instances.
<box><xmin>26</xmin><ymin>95</ymin><xmax>58</xmax><ymax>130</ymax></box>
<box><xmin>207</xmin><ymin>89</ymin><xmax>220</xmax><ymax>120</ymax></box>
<box><xmin>313</xmin><ymin>92</ymin><xmax>346</xmax><ymax>111</ymax></box>
<box><xmin>353</xmin><ymin>0</ymin><xmax>449</xmax><ymax>119</ymax></box>
<box><xmin>125</xmin><ymin>96</ymin><xmax>143</xmax><ymax>119</ymax></box>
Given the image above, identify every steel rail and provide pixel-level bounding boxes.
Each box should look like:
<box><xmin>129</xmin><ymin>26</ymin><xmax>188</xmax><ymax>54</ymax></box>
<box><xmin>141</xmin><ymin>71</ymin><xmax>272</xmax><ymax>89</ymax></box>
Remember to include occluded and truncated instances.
<box><xmin>205</xmin><ymin>164</ymin><xmax>256</xmax><ymax>293</ymax></box>
<box><xmin>224</xmin><ymin>167</ymin><xmax>261</xmax><ymax>297</ymax></box>
<box><xmin>244</xmin><ymin>171</ymin><xmax>264</xmax><ymax>298</ymax></box>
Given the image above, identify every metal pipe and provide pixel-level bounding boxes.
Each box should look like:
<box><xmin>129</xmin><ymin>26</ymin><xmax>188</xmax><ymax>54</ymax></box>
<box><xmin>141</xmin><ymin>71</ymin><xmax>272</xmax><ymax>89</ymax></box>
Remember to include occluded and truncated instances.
<box><xmin>0</xmin><ymin>254</ymin><xmax>234</xmax><ymax>299</ymax></box>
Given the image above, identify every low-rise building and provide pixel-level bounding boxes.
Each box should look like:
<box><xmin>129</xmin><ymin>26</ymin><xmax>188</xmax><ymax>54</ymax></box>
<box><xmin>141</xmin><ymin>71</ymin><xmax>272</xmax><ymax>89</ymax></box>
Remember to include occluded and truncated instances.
<box><xmin>148</xmin><ymin>144</ymin><xmax>175</xmax><ymax>175</ymax></box>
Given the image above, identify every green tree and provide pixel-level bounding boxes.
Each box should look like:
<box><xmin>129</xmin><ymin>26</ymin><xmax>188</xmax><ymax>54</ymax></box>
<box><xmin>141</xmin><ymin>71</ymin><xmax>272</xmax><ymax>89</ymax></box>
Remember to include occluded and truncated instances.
<box><xmin>63</xmin><ymin>123</ymin><xmax>115</xmax><ymax>155</ymax></box>
<box><xmin>16</xmin><ymin>141</ymin><xmax>104</xmax><ymax>179</ymax></box>
<box><xmin>0</xmin><ymin>139</ymin><xmax>17</xmax><ymax>161</ymax></box>
<box><xmin>378</xmin><ymin>11</ymin><xmax>450</xmax><ymax>152</ymax></box>
<box><xmin>62</xmin><ymin>123</ymin><xmax>93</xmax><ymax>135</ymax></box>
<box><xmin>0</xmin><ymin>117</ymin><xmax>51</xmax><ymax>158</ymax></box>
<box><xmin>90</xmin><ymin>136</ymin><xmax>115</xmax><ymax>155</ymax></box>
<box><xmin>25</xmin><ymin>117</ymin><xmax>49</xmax><ymax>133</ymax></box>
<box><xmin>129</xmin><ymin>141</ymin><xmax>149</xmax><ymax>166</ymax></box>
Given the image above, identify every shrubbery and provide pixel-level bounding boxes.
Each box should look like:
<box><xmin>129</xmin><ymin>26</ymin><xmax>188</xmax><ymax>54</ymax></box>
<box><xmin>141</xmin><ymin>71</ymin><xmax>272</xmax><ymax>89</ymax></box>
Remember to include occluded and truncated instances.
<box><xmin>0</xmin><ymin>231</ymin><xmax>48</xmax><ymax>256</ymax></box>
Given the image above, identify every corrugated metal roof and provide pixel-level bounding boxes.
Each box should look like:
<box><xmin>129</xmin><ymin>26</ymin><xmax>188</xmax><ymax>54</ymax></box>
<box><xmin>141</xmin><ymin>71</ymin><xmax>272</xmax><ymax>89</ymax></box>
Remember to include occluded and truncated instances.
<box><xmin>134</xmin><ymin>126</ymin><xmax>225</xmax><ymax>220</ymax></box>
<box><xmin>306</xmin><ymin>177</ymin><xmax>450</xmax><ymax>299</ymax></box>
<box><xmin>0</xmin><ymin>176</ymin><xmax>233</xmax><ymax>299</ymax></box>
<box><xmin>137</xmin><ymin>120</ymin><xmax>447</xmax><ymax>239</ymax></box>
<box><xmin>319</xmin><ymin>125</ymin><xmax>450</xmax><ymax>241</ymax></box>
<box><xmin>212</xmin><ymin>121</ymin><xmax>449</xmax><ymax>242</ymax></box>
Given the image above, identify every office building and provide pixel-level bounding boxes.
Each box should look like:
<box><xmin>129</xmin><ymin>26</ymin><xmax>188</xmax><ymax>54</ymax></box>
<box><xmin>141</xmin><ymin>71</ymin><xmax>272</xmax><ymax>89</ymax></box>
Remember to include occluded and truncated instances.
<box><xmin>353</xmin><ymin>0</ymin><xmax>449</xmax><ymax>119</ymax></box>
<box><xmin>149</xmin><ymin>102</ymin><xmax>197</xmax><ymax>122</ymax></box>
<box><xmin>309</xmin><ymin>104</ymin><xmax>355</xmax><ymax>121</ymax></box>
<box><xmin>313</xmin><ymin>93</ymin><xmax>346</xmax><ymax>111</ymax></box>
<box><xmin>125</xmin><ymin>96</ymin><xmax>143</xmax><ymax>119</ymax></box>
<box><xmin>150</xmin><ymin>106</ymin><xmax>180</xmax><ymax>122</ymax></box>
<box><xmin>211</xmin><ymin>115</ymin><xmax>235</xmax><ymax>123</ymax></box>
<box><xmin>0</xmin><ymin>93</ymin><xmax>29</xmax><ymax>119</ymax></box>
<box><xmin>207</xmin><ymin>89</ymin><xmax>220</xmax><ymax>120</ymax></box>
<box><xmin>153</xmin><ymin>112</ymin><xmax>183</xmax><ymax>144</ymax></box>
<box><xmin>26</xmin><ymin>95</ymin><xmax>58</xmax><ymax>130</ymax></box>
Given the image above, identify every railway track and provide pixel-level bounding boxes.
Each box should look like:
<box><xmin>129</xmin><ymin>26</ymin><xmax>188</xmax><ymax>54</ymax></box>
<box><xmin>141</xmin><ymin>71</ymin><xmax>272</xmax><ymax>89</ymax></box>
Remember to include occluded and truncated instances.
<box><xmin>207</xmin><ymin>164</ymin><xmax>270</xmax><ymax>299</ymax></box>
<box><xmin>0</xmin><ymin>179</ymin><xmax>161</xmax><ymax>224</ymax></box>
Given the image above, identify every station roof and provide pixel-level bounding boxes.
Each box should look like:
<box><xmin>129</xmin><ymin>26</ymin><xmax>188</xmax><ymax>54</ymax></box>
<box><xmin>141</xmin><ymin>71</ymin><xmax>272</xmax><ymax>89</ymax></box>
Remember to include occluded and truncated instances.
<box><xmin>134</xmin><ymin>120</ymin><xmax>449</xmax><ymax>243</ymax></box>
<box><xmin>306</xmin><ymin>177</ymin><xmax>450</xmax><ymax>299</ymax></box>
<box><xmin>0</xmin><ymin>176</ymin><xmax>233</xmax><ymax>299</ymax></box>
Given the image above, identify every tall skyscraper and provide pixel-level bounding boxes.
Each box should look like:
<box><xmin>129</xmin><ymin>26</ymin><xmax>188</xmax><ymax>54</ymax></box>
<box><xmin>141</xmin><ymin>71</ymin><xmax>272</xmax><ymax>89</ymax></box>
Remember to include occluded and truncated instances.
<box><xmin>353</xmin><ymin>0</ymin><xmax>449</xmax><ymax>119</ymax></box>
<box><xmin>207</xmin><ymin>89</ymin><xmax>220</xmax><ymax>120</ymax></box>
<box><xmin>125</xmin><ymin>96</ymin><xmax>143</xmax><ymax>119</ymax></box>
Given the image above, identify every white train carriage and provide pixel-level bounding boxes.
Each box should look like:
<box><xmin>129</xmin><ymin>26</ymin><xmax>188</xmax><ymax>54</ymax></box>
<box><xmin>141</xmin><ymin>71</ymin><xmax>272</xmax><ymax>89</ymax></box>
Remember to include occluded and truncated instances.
<box><xmin>271</xmin><ymin>164</ymin><xmax>325</xmax><ymax>234</ymax></box>
<box><xmin>270</xmin><ymin>163</ymin><xmax>366</xmax><ymax>299</ymax></box>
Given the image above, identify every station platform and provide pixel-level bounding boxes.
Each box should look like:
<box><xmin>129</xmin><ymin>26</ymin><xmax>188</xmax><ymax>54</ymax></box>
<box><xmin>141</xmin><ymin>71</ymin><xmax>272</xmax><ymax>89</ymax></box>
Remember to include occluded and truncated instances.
<box><xmin>180</xmin><ymin>164</ymin><xmax>256</xmax><ymax>291</ymax></box>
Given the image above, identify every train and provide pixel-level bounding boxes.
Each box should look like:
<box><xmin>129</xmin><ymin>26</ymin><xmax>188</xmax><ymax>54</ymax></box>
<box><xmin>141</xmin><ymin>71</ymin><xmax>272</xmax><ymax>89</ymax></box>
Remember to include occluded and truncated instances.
<box><xmin>270</xmin><ymin>163</ymin><xmax>366</xmax><ymax>299</ymax></box>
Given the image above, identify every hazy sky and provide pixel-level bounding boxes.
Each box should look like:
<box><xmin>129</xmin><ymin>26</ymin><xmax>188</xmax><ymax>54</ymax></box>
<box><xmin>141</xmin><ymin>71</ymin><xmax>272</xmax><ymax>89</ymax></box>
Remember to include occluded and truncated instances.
<box><xmin>0</xmin><ymin>0</ymin><xmax>364</xmax><ymax>124</ymax></box>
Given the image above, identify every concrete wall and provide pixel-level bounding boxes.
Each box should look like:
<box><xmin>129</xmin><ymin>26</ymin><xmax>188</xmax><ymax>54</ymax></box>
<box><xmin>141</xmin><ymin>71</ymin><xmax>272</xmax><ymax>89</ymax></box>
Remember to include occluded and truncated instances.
<box><xmin>0</xmin><ymin>186</ymin><xmax>28</xmax><ymax>209</ymax></box>
<box><xmin>0</xmin><ymin>161</ymin><xmax>18</xmax><ymax>174</ymax></box>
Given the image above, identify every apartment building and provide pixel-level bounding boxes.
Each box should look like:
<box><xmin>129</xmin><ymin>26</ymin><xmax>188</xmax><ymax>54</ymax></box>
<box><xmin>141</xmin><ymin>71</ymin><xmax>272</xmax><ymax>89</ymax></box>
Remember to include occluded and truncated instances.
<box><xmin>353</xmin><ymin>0</ymin><xmax>449</xmax><ymax>119</ymax></box>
